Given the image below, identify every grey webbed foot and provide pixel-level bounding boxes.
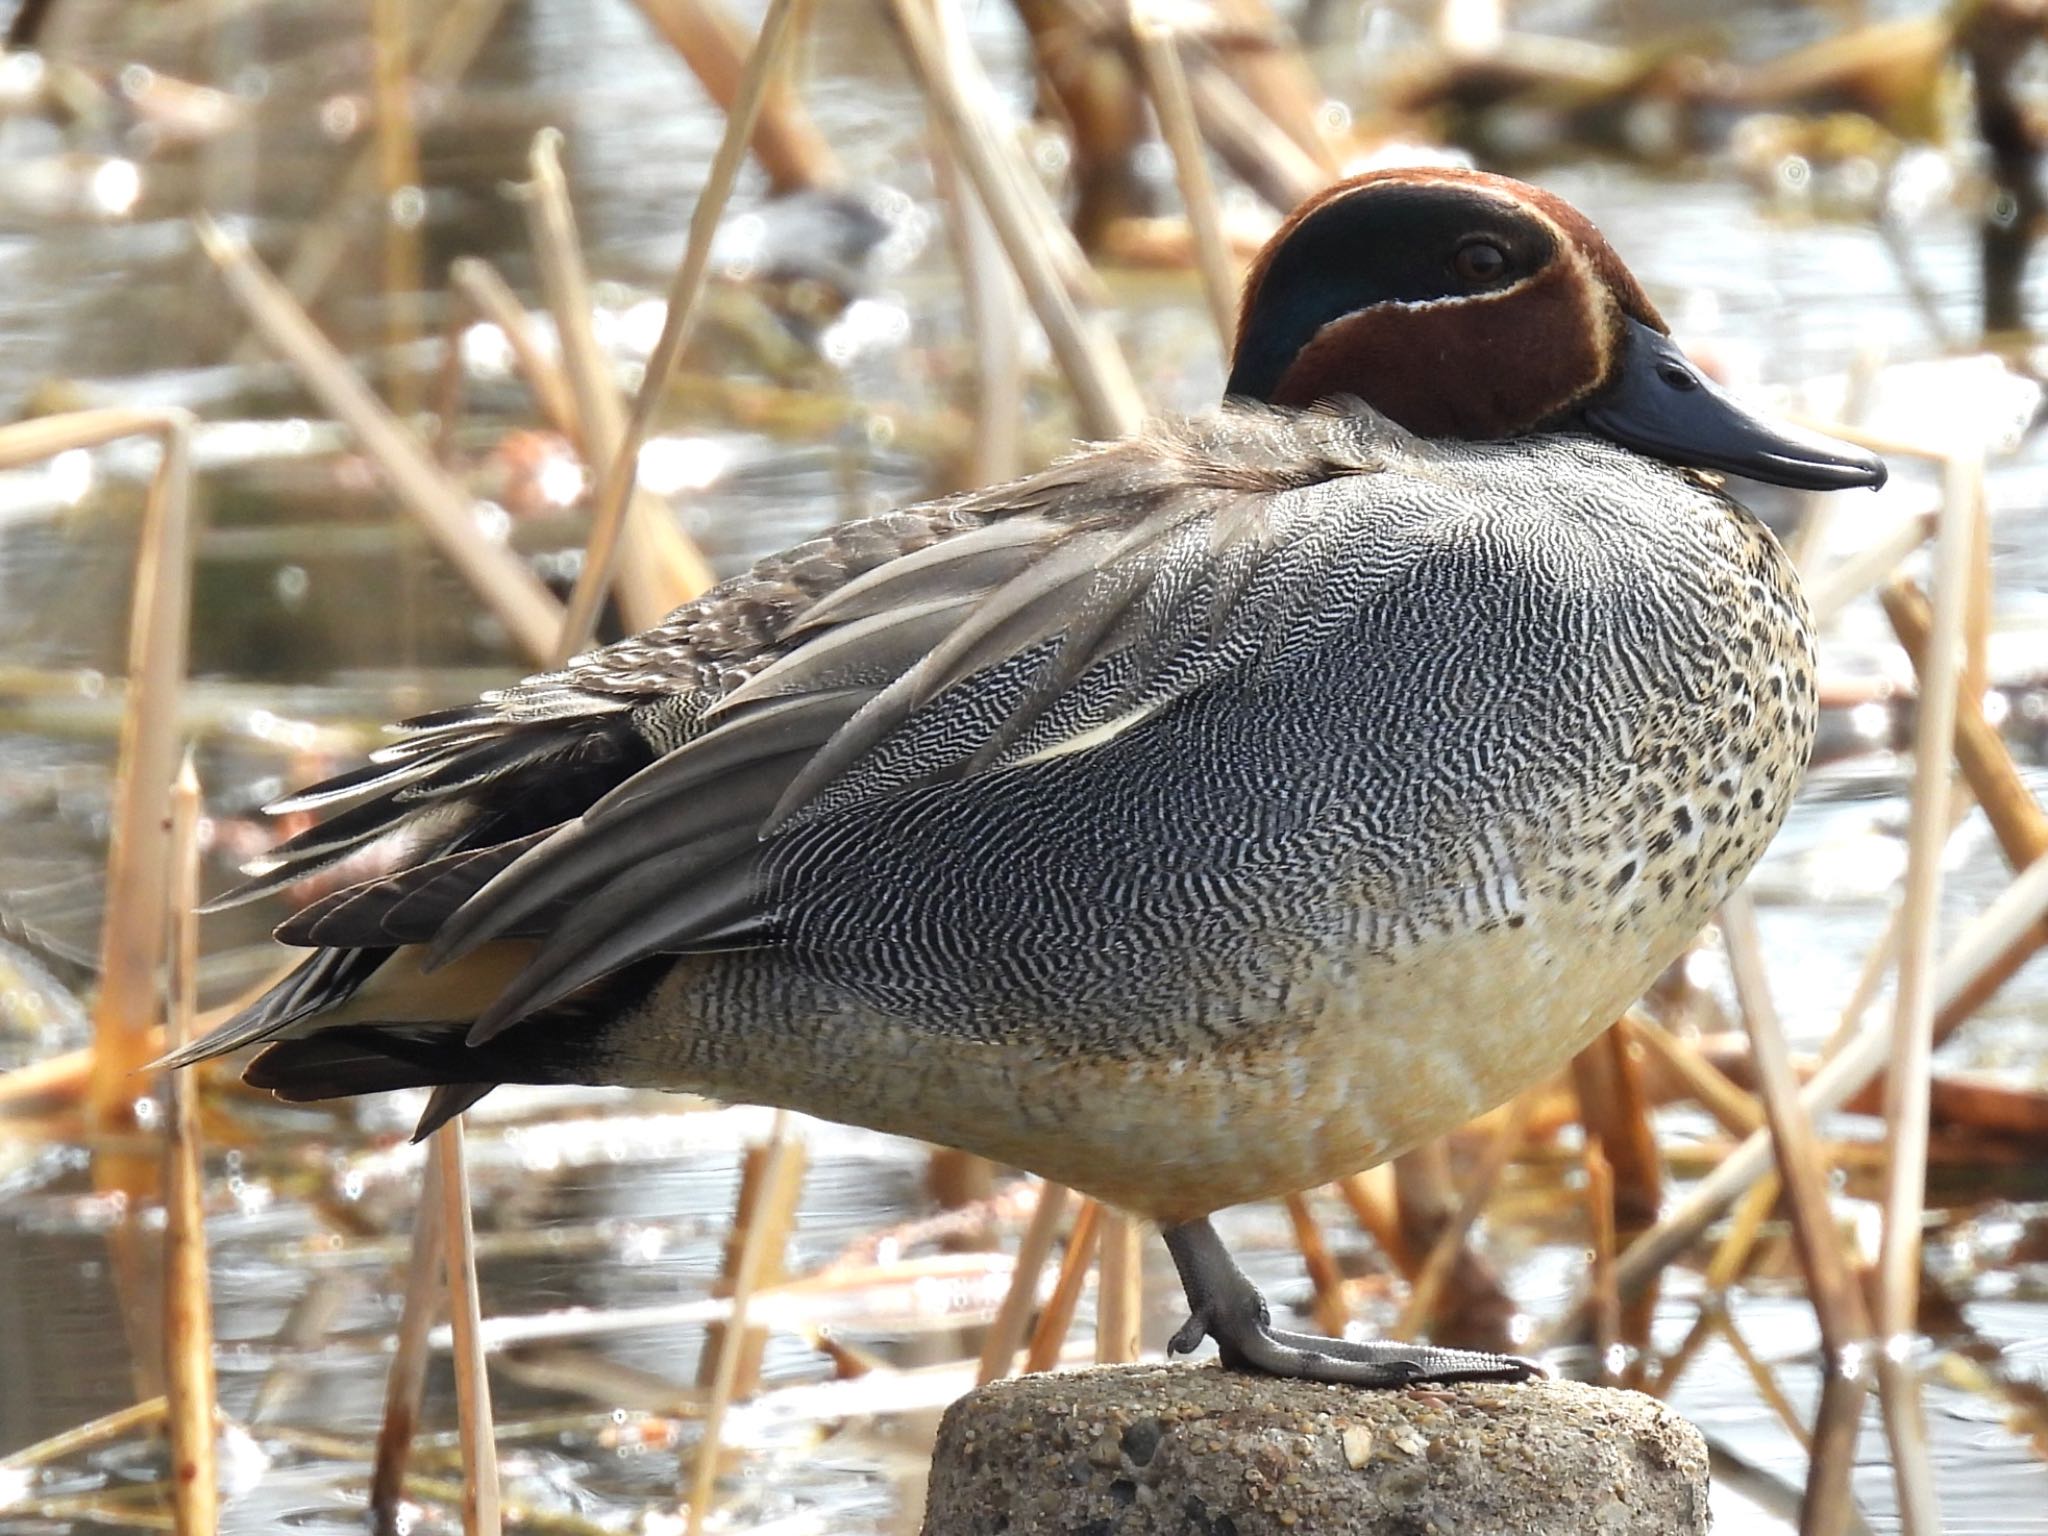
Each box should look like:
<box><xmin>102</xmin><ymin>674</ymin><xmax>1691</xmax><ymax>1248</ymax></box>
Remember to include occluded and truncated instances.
<box><xmin>1161</xmin><ymin>1217</ymin><xmax>1542</xmax><ymax>1388</ymax></box>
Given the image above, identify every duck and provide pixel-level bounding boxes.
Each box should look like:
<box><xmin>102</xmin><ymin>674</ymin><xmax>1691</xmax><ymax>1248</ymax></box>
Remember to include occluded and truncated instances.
<box><xmin>173</xmin><ymin>166</ymin><xmax>1884</xmax><ymax>1388</ymax></box>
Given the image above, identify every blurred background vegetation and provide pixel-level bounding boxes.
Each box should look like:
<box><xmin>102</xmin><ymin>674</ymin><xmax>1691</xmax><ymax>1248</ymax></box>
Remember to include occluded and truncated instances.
<box><xmin>2</xmin><ymin>0</ymin><xmax>2048</xmax><ymax>1532</ymax></box>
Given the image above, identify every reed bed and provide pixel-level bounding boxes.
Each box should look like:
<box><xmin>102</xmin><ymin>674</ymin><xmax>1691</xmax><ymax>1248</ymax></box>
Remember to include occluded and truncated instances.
<box><xmin>3</xmin><ymin>2</ymin><xmax>2047</xmax><ymax>1534</ymax></box>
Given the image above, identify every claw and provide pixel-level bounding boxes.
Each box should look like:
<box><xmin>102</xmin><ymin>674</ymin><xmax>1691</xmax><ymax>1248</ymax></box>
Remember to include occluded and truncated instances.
<box><xmin>1168</xmin><ymin>1311</ymin><xmax>1211</xmax><ymax>1357</ymax></box>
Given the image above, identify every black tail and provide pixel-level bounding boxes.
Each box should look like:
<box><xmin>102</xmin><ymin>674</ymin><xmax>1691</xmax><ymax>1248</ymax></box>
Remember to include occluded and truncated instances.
<box><xmin>244</xmin><ymin>1026</ymin><xmax>504</xmax><ymax>1140</ymax></box>
<box><xmin>233</xmin><ymin>954</ymin><xmax>673</xmax><ymax>1139</ymax></box>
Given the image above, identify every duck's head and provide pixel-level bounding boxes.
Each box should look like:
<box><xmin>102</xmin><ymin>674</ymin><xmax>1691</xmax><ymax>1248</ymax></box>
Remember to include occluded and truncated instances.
<box><xmin>1227</xmin><ymin>167</ymin><xmax>1885</xmax><ymax>491</ymax></box>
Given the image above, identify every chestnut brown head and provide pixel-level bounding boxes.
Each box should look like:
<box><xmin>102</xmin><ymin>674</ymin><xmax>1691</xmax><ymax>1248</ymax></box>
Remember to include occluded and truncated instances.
<box><xmin>1228</xmin><ymin>168</ymin><xmax>1884</xmax><ymax>491</ymax></box>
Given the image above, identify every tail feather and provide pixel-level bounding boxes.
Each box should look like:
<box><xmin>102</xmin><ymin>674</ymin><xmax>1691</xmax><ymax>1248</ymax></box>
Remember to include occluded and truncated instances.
<box><xmin>202</xmin><ymin>952</ymin><xmax>673</xmax><ymax>1137</ymax></box>
<box><xmin>244</xmin><ymin>1028</ymin><xmax>498</xmax><ymax>1139</ymax></box>
<box><xmin>158</xmin><ymin>943</ymin><xmax>535</xmax><ymax>1073</ymax></box>
<box><xmin>176</xmin><ymin>677</ymin><xmax>666</xmax><ymax>1129</ymax></box>
<box><xmin>155</xmin><ymin>945</ymin><xmax>385</xmax><ymax>1071</ymax></box>
<box><xmin>243</xmin><ymin>1027</ymin><xmax>476</xmax><ymax>1098</ymax></box>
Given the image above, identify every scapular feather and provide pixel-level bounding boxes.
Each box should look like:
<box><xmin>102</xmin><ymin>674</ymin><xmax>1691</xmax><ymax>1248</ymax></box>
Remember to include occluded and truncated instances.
<box><xmin>709</xmin><ymin>593</ymin><xmax>982</xmax><ymax>716</ymax></box>
<box><xmin>188</xmin><ymin>409</ymin><xmax>1398</xmax><ymax>1085</ymax></box>
<box><xmin>785</xmin><ymin>515</ymin><xmax>1061</xmax><ymax>633</ymax></box>
<box><xmin>266</xmin><ymin>752</ymin><xmax>442</xmax><ymax>816</ymax></box>
<box><xmin>583</xmin><ymin>688</ymin><xmax>868</xmax><ymax>826</ymax></box>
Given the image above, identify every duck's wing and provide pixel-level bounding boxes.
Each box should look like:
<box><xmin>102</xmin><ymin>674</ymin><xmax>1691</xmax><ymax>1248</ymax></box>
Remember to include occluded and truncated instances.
<box><xmin>431</xmin><ymin>420</ymin><xmax>1378</xmax><ymax>1044</ymax></box>
<box><xmin>166</xmin><ymin>497</ymin><xmax>1013</xmax><ymax>1072</ymax></box>
<box><xmin>179</xmin><ymin>408</ymin><xmax>1384</xmax><ymax>1080</ymax></box>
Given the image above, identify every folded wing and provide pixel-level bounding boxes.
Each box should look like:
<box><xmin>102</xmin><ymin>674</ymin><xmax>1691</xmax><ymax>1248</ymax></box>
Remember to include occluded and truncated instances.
<box><xmin>176</xmin><ymin>413</ymin><xmax>1380</xmax><ymax>1083</ymax></box>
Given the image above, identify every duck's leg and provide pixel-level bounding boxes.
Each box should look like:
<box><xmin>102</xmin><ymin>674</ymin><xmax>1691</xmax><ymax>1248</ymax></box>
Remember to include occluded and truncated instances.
<box><xmin>1161</xmin><ymin>1217</ymin><xmax>1541</xmax><ymax>1387</ymax></box>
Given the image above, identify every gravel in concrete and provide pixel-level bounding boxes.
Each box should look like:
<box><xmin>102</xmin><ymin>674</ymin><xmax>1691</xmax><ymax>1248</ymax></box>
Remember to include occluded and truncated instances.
<box><xmin>921</xmin><ymin>1363</ymin><xmax>1709</xmax><ymax>1535</ymax></box>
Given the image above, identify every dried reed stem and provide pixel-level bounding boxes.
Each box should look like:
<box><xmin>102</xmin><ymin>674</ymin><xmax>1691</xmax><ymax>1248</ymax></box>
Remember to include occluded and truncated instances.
<box><xmin>0</xmin><ymin>1049</ymin><xmax>92</xmax><ymax>1111</ymax></box>
<box><xmin>1709</xmin><ymin>1173</ymin><xmax>1783</xmax><ymax>1295</ymax></box>
<box><xmin>1583</xmin><ymin>1141</ymin><xmax>1619</xmax><ymax>1384</ymax></box>
<box><xmin>1393</xmin><ymin>1096</ymin><xmax>1530</xmax><ymax>1339</ymax></box>
<box><xmin>429</xmin><ymin>300</ymin><xmax>474</xmax><ymax>470</ymax></box>
<box><xmin>627</xmin><ymin>0</ymin><xmax>840</xmax><ymax>193</ymax></box>
<box><xmin>1808</xmin><ymin>1369</ymin><xmax>1872</xmax><ymax>1536</ymax></box>
<box><xmin>697</xmin><ymin>1127</ymin><xmax>808</xmax><ymax>1400</ymax></box>
<box><xmin>930</xmin><ymin>145</ymin><xmax>1024</xmax><ymax>487</ymax></box>
<box><xmin>160</xmin><ymin>754</ymin><xmax>216</xmax><ymax>1536</ymax></box>
<box><xmin>370</xmin><ymin>0</ymin><xmax>424</xmax><ymax>410</ymax></box>
<box><xmin>1721</xmin><ymin>891</ymin><xmax>1872</xmax><ymax>1536</ymax></box>
<box><xmin>1649</xmin><ymin>1171</ymin><xmax>1784</xmax><ymax>1397</ymax></box>
<box><xmin>518</xmin><ymin>131</ymin><xmax>714</xmax><ymax>656</ymax></box>
<box><xmin>1570</xmin><ymin>1019</ymin><xmax>1661</xmax><ymax>1231</ymax></box>
<box><xmin>1807</xmin><ymin>512</ymin><xmax>1935</xmax><ymax>628</ymax></box>
<box><xmin>687</xmin><ymin>1118</ymin><xmax>804</xmax><ymax>1535</ymax></box>
<box><xmin>928</xmin><ymin>0</ymin><xmax>1022</xmax><ymax>487</ymax></box>
<box><xmin>0</xmin><ymin>1398</ymin><xmax>168</xmax><ymax>1473</ymax></box>
<box><xmin>1723</xmin><ymin>1309</ymin><xmax>1815</xmax><ymax>1452</ymax></box>
<box><xmin>89</xmin><ymin>410</ymin><xmax>195</xmax><ymax>1145</ymax></box>
<box><xmin>1931</xmin><ymin>887</ymin><xmax>2048</xmax><ymax>1041</ymax></box>
<box><xmin>1883</xmin><ymin>580</ymin><xmax>2048</xmax><ymax>871</ymax></box>
<box><xmin>1180</xmin><ymin>46</ymin><xmax>1325</xmax><ymax>210</ymax></box>
<box><xmin>1334</xmin><ymin>1167</ymin><xmax>1412</xmax><ymax>1274</ymax></box>
<box><xmin>0</xmin><ymin>966</ymin><xmax>287</xmax><ymax>1118</ymax></box>
<box><xmin>1131</xmin><ymin>10</ymin><xmax>1238</xmax><ymax>348</ymax></box>
<box><xmin>555</xmin><ymin>0</ymin><xmax>801</xmax><ymax>658</ymax></box>
<box><xmin>1582</xmin><ymin>827</ymin><xmax>2048</xmax><ymax>1334</ymax></box>
<box><xmin>1629</xmin><ymin>1011</ymin><xmax>1765</xmax><ymax>1136</ymax></box>
<box><xmin>433</xmin><ymin>1120</ymin><xmax>500</xmax><ymax>1536</ymax></box>
<box><xmin>1281</xmin><ymin>1192</ymin><xmax>1351</xmax><ymax>1338</ymax></box>
<box><xmin>1874</xmin><ymin>452</ymin><xmax>1980</xmax><ymax>1536</ymax></box>
<box><xmin>887</xmin><ymin>0</ymin><xmax>1144</xmax><ymax>439</ymax></box>
<box><xmin>449</xmin><ymin>257</ymin><xmax>582</xmax><ymax>442</ymax></box>
<box><xmin>0</xmin><ymin>410</ymin><xmax>179</xmax><ymax>467</ymax></box>
<box><xmin>1783</xmin><ymin>416</ymin><xmax>1952</xmax><ymax>464</ymax></box>
<box><xmin>1053</xmin><ymin>0</ymin><xmax>1324</xmax><ymax>213</ymax></box>
<box><xmin>1095</xmin><ymin>1211</ymin><xmax>1144</xmax><ymax>1363</ymax></box>
<box><xmin>1199</xmin><ymin>0</ymin><xmax>1341</xmax><ymax>171</ymax></box>
<box><xmin>1963</xmin><ymin>477</ymin><xmax>1991</xmax><ymax>707</ymax></box>
<box><xmin>1820</xmin><ymin>898</ymin><xmax>1911</xmax><ymax>1061</ymax></box>
<box><xmin>1648</xmin><ymin>1309</ymin><xmax>1718</xmax><ymax>1401</ymax></box>
<box><xmin>1025</xmin><ymin>1198</ymin><xmax>1101</xmax><ymax>1372</ymax></box>
<box><xmin>370</xmin><ymin>1150</ymin><xmax>446</xmax><ymax>1536</ymax></box>
<box><xmin>1788</xmin><ymin>351</ymin><xmax>1882</xmax><ymax>573</ymax></box>
<box><xmin>0</xmin><ymin>412</ymin><xmax>195</xmax><ymax>1151</ymax></box>
<box><xmin>976</xmin><ymin>1181</ymin><xmax>1072</xmax><ymax>1384</ymax></box>
<box><xmin>255</xmin><ymin>0</ymin><xmax>509</xmax><ymax>332</ymax></box>
<box><xmin>196</xmin><ymin>216</ymin><xmax>565</xmax><ymax>663</ymax></box>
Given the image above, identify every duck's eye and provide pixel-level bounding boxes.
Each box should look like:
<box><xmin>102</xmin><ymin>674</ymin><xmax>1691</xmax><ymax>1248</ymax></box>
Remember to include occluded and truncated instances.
<box><xmin>1452</xmin><ymin>241</ymin><xmax>1509</xmax><ymax>285</ymax></box>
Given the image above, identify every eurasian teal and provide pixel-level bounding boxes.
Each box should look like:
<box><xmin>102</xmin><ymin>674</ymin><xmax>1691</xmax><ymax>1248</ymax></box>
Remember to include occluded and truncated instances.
<box><xmin>177</xmin><ymin>167</ymin><xmax>1884</xmax><ymax>1386</ymax></box>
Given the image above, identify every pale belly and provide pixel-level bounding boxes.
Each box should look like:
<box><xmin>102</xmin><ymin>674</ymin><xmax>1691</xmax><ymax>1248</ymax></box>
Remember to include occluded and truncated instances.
<box><xmin>932</xmin><ymin>910</ymin><xmax>1678</xmax><ymax>1221</ymax></box>
<box><xmin>634</xmin><ymin>895</ymin><xmax>1695</xmax><ymax>1224</ymax></box>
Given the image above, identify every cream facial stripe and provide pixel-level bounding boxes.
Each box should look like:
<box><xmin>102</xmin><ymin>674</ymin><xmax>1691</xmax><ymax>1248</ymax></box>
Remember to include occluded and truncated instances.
<box><xmin>1520</xmin><ymin>201</ymin><xmax>1617</xmax><ymax>393</ymax></box>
